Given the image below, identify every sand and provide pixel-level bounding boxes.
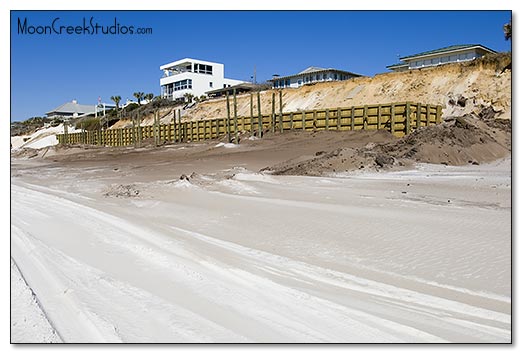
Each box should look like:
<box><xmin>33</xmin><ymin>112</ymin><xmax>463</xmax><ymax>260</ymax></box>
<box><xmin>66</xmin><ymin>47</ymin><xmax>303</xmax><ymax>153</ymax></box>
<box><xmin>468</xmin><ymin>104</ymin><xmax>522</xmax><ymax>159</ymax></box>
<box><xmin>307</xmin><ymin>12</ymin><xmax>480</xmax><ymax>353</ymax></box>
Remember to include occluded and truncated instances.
<box><xmin>10</xmin><ymin>125</ymin><xmax>511</xmax><ymax>343</ymax></box>
<box><xmin>111</xmin><ymin>52</ymin><xmax>511</xmax><ymax>130</ymax></box>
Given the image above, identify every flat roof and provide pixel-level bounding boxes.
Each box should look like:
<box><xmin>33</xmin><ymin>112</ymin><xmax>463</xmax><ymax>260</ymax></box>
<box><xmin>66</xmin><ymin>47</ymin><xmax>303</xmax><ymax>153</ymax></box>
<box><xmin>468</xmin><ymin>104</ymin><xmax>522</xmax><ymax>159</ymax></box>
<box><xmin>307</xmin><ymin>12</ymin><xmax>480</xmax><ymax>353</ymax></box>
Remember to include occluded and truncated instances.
<box><xmin>160</xmin><ymin>58</ymin><xmax>223</xmax><ymax>71</ymax></box>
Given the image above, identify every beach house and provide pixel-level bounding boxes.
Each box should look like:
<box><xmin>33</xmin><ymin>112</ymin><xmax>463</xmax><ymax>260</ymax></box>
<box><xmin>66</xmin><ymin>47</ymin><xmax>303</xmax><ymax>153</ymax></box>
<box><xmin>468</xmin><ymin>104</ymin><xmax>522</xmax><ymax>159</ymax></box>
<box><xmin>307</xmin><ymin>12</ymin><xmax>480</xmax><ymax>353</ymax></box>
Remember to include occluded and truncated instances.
<box><xmin>267</xmin><ymin>66</ymin><xmax>362</xmax><ymax>89</ymax></box>
<box><xmin>46</xmin><ymin>100</ymin><xmax>96</xmax><ymax>118</ymax></box>
<box><xmin>387</xmin><ymin>44</ymin><xmax>496</xmax><ymax>72</ymax></box>
<box><xmin>160</xmin><ymin>58</ymin><xmax>245</xmax><ymax>101</ymax></box>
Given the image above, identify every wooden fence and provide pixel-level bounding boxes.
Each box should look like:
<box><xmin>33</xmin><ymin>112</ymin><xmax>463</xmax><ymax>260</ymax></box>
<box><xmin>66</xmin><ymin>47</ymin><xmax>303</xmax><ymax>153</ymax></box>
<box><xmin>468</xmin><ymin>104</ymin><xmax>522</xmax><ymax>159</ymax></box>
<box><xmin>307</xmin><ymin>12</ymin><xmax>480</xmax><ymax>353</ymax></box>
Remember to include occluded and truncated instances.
<box><xmin>56</xmin><ymin>101</ymin><xmax>442</xmax><ymax>147</ymax></box>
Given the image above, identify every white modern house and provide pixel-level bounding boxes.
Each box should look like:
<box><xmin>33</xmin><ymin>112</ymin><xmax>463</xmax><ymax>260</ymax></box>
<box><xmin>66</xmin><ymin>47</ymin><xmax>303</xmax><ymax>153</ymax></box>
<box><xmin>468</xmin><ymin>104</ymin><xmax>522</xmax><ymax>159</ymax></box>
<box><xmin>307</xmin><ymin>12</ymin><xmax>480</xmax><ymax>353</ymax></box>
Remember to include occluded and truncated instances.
<box><xmin>387</xmin><ymin>44</ymin><xmax>497</xmax><ymax>72</ymax></box>
<box><xmin>268</xmin><ymin>66</ymin><xmax>362</xmax><ymax>89</ymax></box>
<box><xmin>160</xmin><ymin>58</ymin><xmax>245</xmax><ymax>101</ymax></box>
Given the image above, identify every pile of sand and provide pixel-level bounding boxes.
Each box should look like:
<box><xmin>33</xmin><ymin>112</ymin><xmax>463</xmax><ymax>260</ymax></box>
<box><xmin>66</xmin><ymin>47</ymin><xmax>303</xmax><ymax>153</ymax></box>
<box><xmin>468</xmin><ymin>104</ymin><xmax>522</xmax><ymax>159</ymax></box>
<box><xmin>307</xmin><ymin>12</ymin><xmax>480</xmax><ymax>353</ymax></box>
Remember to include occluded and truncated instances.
<box><xmin>265</xmin><ymin>115</ymin><xmax>511</xmax><ymax>176</ymax></box>
<box><xmin>381</xmin><ymin>116</ymin><xmax>510</xmax><ymax>166</ymax></box>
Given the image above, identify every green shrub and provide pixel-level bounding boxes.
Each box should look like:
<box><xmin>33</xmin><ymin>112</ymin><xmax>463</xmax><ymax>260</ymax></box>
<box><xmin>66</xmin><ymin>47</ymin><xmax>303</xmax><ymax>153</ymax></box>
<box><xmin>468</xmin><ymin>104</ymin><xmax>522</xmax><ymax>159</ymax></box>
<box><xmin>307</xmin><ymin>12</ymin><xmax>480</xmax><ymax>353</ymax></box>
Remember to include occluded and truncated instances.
<box><xmin>75</xmin><ymin>116</ymin><xmax>101</xmax><ymax>131</ymax></box>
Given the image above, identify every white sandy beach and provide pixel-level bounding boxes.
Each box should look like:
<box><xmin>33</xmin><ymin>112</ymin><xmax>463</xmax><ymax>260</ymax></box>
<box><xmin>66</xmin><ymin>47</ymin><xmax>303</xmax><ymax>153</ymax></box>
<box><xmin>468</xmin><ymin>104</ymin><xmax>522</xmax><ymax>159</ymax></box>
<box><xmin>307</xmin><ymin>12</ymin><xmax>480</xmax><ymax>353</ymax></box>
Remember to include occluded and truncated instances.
<box><xmin>10</xmin><ymin>150</ymin><xmax>511</xmax><ymax>343</ymax></box>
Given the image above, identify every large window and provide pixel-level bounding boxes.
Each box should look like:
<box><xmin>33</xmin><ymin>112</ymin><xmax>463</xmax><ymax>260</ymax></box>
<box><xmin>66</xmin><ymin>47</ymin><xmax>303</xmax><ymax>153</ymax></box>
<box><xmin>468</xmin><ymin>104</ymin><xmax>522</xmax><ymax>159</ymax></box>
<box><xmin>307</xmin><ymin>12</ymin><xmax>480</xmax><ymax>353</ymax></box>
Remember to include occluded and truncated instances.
<box><xmin>174</xmin><ymin>79</ymin><xmax>192</xmax><ymax>91</ymax></box>
<box><xmin>194</xmin><ymin>63</ymin><xmax>213</xmax><ymax>75</ymax></box>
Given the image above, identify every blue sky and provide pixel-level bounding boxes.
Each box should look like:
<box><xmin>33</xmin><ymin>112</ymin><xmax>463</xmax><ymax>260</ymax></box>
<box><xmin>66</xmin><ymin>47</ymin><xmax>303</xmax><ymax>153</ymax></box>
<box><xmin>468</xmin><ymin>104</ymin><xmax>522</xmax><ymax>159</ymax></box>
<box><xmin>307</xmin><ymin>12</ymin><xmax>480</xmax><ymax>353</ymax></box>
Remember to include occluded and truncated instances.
<box><xmin>10</xmin><ymin>10</ymin><xmax>511</xmax><ymax>122</ymax></box>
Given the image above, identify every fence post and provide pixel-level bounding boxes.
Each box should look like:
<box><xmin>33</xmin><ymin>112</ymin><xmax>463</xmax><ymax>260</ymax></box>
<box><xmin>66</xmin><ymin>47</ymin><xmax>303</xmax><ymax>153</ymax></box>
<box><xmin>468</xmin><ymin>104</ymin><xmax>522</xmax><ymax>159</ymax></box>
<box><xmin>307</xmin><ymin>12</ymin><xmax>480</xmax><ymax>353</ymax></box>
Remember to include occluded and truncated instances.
<box><xmin>377</xmin><ymin>105</ymin><xmax>382</xmax><ymax>130</ymax></box>
<box><xmin>136</xmin><ymin>111</ymin><xmax>141</xmax><ymax>146</ymax></box>
<box><xmin>131</xmin><ymin>116</ymin><xmax>136</xmax><ymax>147</ymax></box>
<box><xmin>313</xmin><ymin>110</ymin><xmax>317</xmax><ymax>131</ymax></box>
<box><xmin>390</xmin><ymin>103</ymin><xmax>396</xmax><ymax>135</ymax></box>
<box><xmin>405</xmin><ymin>102</ymin><xmax>411</xmax><ymax>135</ymax></box>
<box><xmin>250</xmin><ymin>93</ymin><xmax>254</xmax><ymax>135</ymax></box>
<box><xmin>350</xmin><ymin>107</ymin><xmax>355</xmax><ymax>131</ymax></box>
<box><xmin>279</xmin><ymin>90</ymin><xmax>283</xmax><ymax>133</ymax></box>
<box><xmin>271</xmin><ymin>91</ymin><xmax>276</xmax><ymax>133</ymax></box>
<box><xmin>155</xmin><ymin>110</ymin><xmax>159</xmax><ymax>146</ymax></box>
<box><xmin>416</xmin><ymin>102</ymin><xmax>421</xmax><ymax>128</ymax></box>
<box><xmin>226</xmin><ymin>91</ymin><xmax>231</xmax><ymax>143</ymax></box>
<box><xmin>64</xmin><ymin>121</ymin><xmax>69</xmax><ymax>145</ymax></box>
<box><xmin>81</xmin><ymin>122</ymin><xmax>85</xmax><ymax>144</ymax></box>
<box><xmin>233</xmin><ymin>88</ymin><xmax>238</xmax><ymax>143</ymax></box>
<box><xmin>325</xmin><ymin>109</ymin><xmax>330</xmax><ymax>131</ymax></box>
<box><xmin>302</xmin><ymin>111</ymin><xmax>306</xmax><ymax>131</ymax></box>
<box><xmin>257</xmin><ymin>91</ymin><xmax>263</xmax><ymax>137</ymax></box>
<box><xmin>337</xmin><ymin>108</ymin><xmax>341</xmax><ymax>131</ymax></box>
<box><xmin>426</xmin><ymin>104</ymin><xmax>431</xmax><ymax>126</ymax></box>
<box><xmin>436</xmin><ymin>105</ymin><xmax>442</xmax><ymax>124</ymax></box>
<box><xmin>173</xmin><ymin>110</ymin><xmax>177</xmax><ymax>143</ymax></box>
<box><xmin>179</xmin><ymin>109</ymin><xmax>183</xmax><ymax>142</ymax></box>
<box><xmin>363</xmin><ymin>105</ymin><xmax>368</xmax><ymax>130</ymax></box>
<box><xmin>290</xmin><ymin>112</ymin><xmax>294</xmax><ymax>130</ymax></box>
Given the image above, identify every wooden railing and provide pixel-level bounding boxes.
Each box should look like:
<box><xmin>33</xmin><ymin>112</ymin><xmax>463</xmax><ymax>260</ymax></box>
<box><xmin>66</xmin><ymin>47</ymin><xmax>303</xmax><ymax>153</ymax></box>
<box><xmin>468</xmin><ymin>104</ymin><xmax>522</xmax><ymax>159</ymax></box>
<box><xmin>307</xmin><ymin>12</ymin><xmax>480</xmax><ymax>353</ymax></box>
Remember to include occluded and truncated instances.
<box><xmin>56</xmin><ymin>102</ymin><xmax>442</xmax><ymax>146</ymax></box>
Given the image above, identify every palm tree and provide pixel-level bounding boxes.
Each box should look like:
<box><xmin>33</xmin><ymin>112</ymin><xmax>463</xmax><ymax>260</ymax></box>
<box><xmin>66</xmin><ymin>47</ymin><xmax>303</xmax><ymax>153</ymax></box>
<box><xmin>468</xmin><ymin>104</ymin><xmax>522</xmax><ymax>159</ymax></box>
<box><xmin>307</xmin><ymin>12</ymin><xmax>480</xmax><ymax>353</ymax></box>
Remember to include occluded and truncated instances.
<box><xmin>110</xmin><ymin>95</ymin><xmax>121</xmax><ymax>110</ymax></box>
<box><xmin>110</xmin><ymin>95</ymin><xmax>121</xmax><ymax>118</ymax></box>
<box><xmin>144</xmin><ymin>93</ymin><xmax>154</xmax><ymax>103</ymax></box>
<box><xmin>504</xmin><ymin>21</ymin><xmax>511</xmax><ymax>41</ymax></box>
<box><xmin>133</xmin><ymin>92</ymin><xmax>145</xmax><ymax>106</ymax></box>
<box><xmin>183</xmin><ymin>93</ymin><xmax>194</xmax><ymax>103</ymax></box>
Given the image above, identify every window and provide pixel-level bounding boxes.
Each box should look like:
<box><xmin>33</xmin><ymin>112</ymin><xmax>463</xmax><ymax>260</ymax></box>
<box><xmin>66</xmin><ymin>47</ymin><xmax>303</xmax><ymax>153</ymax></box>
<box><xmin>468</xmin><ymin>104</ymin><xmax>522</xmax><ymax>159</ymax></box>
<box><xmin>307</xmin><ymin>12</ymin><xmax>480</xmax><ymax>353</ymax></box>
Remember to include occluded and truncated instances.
<box><xmin>441</xmin><ymin>56</ymin><xmax>449</xmax><ymax>63</ymax></box>
<box><xmin>323</xmin><ymin>73</ymin><xmax>327</xmax><ymax>80</ymax></box>
<box><xmin>209</xmin><ymin>82</ymin><xmax>213</xmax><ymax>88</ymax></box>
<box><xmin>194</xmin><ymin>63</ymin><xmax>213</xmax><ymax>75</ymax></box>
<box><xmin>450</xmin><ymin>55</ymin><xmax>458</xmax><ymax>62</ymax></box>
<box><xmin>334</xmin><ymin>73</ymin><xmax>338</xmax><ymax>80</ymax></box>
<box><xmin>316</xmin><ymin>74</ymin><xmax>320</xmax><ymax>81</ymax></box>
<box><xmin>285</xmin><ymin>79</ymin><xmax>290</xmax><ymax>87</ymax></box>
<box><xmin>173</xmin><ymin>79</ymin><xmax>192</xmax><ymax>91</ymax></box>
<box><xmin>458</xmin><ymin>53</ymin><xmax>467</xmax><ymax>61</ymax></box>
